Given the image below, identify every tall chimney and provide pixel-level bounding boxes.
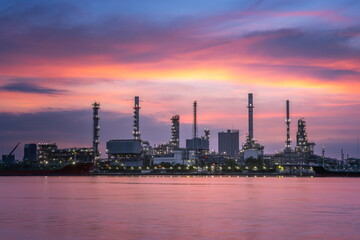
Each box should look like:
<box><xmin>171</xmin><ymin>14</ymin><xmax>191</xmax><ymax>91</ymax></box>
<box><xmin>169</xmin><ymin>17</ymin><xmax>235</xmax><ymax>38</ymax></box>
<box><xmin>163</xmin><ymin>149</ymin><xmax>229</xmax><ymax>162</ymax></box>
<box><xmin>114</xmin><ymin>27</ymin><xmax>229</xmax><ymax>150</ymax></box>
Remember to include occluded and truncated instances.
<box><xmin>247</xmin><ymin>93</ymin><xmax>254</xmax><ymax>140</ymax></box>
<box><xmin>193</xmin><ymin>100</ymin><xmax>197</xmax><ymax>139</ymax></box>
<box><xmin>133</xmin><ymin>96</ymin><xmax>141</xmax><ymax>141</ymax></box>
<box><xmin>285</xmin><ymin>100</ymin><xmax>291</xmax><ymax>150</ymax></box>
<box><xmin>92</xmin><ymin>102</ymin><xmax>100</xmax><ymax>162</ymax></box>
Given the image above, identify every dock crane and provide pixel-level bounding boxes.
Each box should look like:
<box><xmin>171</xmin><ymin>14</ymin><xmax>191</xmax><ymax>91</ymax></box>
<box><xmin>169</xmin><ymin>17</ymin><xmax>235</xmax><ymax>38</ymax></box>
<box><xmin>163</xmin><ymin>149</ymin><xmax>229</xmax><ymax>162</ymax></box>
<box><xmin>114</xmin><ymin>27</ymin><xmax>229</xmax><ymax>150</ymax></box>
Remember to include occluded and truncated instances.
<box><xmin>2</xmin><ymin>142</ymin><xmax>20</xmax><ymax>163</ymax></box>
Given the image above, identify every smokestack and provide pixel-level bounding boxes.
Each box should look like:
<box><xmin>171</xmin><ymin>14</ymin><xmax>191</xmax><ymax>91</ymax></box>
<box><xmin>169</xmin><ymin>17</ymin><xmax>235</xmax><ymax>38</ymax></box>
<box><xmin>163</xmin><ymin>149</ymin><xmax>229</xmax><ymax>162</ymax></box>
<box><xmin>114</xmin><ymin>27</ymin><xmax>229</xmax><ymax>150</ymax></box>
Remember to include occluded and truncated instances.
<box><xmin>133</xmin><ymin>96</ymin><xmax>141</xmax><ymax>141</ymax></box>
<box><xmin>171</xmin><ymin>115</ymin><xmax>180</xmax><ymax>149</ymax></box>
<box><xmin>193</xmin><ymin>100</ymin><xmax>197</xmax><ymax>139</ymax></box>
<box><xmin>247</xmin><ymin>93</ymin><xmax>254</xmax><ymax>140</ymax></box>
<box><xmin>285</xmin><ymin>100</ymin><xmax>291</xmax><ymax>149</ymax></box>
<box><xmin>92</xmin><ymin>102</ymin><xmax>100</xmax><ymax>162</ymax></box>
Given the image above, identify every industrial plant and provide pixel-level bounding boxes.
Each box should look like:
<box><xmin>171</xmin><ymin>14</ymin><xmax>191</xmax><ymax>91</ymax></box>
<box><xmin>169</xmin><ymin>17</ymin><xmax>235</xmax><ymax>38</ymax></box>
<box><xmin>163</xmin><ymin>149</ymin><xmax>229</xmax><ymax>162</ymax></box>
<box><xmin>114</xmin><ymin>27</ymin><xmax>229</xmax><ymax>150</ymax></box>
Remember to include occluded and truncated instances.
<box><xmin>1</xmin><ymin>92</ymin><xmax>356</xmax><ymax>176</ymax></box>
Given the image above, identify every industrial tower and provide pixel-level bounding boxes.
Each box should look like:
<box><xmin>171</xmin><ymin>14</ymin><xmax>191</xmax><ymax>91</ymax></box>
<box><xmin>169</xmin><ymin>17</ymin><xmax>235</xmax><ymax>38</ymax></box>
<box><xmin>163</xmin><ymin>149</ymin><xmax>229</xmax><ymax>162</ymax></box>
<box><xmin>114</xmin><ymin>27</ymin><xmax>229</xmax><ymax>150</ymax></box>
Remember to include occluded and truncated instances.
<box><xmin>242</xmin><ymin>93</ymin><xmax>264</xmax><ymax>159</ymax></box>
<box><xmin>295</xmin><ymin>118</ymin><xmax>315</xmax><ymax>154</ymax></box>
<box><xmin>285</xmin><ymin>100</ymin><xmax>292</xmax><ymax>151</ymax></box>
<box><xmin>193</xmin><ymin>100</ymin><xmax>197</xmax><ymax>139</ymax></box>
<box><xmin>133</xmin><ymin>96</ymin><xmax>141</xmax><ymax>141</ymax></box>
<box><xmin>186</xmin><ymin>100</ymin><xmax>210</xmax><ymax>152</ymax></box>
<box><xmin>247</xmin><ymin>93</ymin><xmax>254</xmax><ymax>140</ymax></box>
<box><xmin>92</xmin><ymin>102</ymin><xmax>100</xmax><ymax>162</ymax></box>
<box><xmin>171</xmin><ymin>115</ymin><xmax>180</xmax><ymax>149</ymax></box>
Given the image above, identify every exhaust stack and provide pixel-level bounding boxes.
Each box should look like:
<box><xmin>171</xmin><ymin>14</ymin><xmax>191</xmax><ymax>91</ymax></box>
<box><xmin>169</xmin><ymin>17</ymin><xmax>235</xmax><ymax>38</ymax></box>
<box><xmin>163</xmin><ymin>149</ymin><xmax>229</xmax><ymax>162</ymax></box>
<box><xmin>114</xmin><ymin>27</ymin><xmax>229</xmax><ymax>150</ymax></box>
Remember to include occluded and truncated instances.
<box><xmin>193</xmin><ymin>100</ymin><xmax>197</xmax><ymax>139</ymax></box>
<box><xmin>247</xmin><ymin>93</ymin><xmax>254</xmax><ymax>140</ymax></box>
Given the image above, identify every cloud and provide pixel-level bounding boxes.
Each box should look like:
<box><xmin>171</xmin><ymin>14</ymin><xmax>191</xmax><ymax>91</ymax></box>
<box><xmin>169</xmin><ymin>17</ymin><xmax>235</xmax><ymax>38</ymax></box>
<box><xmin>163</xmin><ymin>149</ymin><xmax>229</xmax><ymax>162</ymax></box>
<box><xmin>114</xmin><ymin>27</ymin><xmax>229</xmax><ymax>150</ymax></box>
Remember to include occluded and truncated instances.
<box><xmin>237</xmin><ymin>28</ymin><xmax>360</xmax><ymax>63</ymax></box>
<box><xmin>0</xmin><ymin>1</ymin><xmax>358</xmax><ymax>67</ymax></box>
<box><xmin>0</xmin><ymin>81</ymin><xmax>66</xmax><ymax>94</ymax></box>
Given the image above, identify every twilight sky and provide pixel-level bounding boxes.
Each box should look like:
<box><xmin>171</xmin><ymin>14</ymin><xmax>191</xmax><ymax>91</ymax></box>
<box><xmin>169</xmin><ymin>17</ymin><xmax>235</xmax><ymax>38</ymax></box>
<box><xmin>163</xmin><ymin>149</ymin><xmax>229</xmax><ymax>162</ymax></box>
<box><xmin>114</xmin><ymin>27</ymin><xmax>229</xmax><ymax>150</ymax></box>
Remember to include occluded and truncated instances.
<box><xmin>1</xmin><ymin>0</ymin><xmax>360</xmax><ymax>159</ymax></box>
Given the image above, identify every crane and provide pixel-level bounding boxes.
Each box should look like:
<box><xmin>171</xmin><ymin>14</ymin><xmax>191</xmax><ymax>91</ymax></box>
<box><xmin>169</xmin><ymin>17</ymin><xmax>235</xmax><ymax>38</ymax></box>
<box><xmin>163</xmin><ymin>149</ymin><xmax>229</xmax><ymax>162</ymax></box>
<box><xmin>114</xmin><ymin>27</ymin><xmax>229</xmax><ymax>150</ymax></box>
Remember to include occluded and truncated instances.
<box><xmin>2</xmin><ymin>142</ymin><xmax>20</xmax><ymax>163</ymax></box>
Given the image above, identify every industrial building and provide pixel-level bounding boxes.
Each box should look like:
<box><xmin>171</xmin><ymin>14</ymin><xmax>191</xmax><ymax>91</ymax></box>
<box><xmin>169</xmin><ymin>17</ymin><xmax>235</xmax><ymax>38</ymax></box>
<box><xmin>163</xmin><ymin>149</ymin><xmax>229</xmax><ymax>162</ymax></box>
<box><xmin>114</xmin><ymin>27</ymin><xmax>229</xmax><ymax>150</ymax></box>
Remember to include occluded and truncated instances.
<box><xmin>105</xmin><ymin>96</ymin><xmax>152</xmax><ymax>167</ymax></box>
<box><xmin>240</xmin><ymin>93</ymin><xmax>264</xmax><ymax>160</ymax></box>
<box><xmin>269</xmin><ymin>100</ymin><xmax>319</xmax><ymax>164</ymax></box>
<box><xmin>153</xmin><ymin>115</ymin><xmax>180</xmax><ymax>156</ymax></box>
<box><xmin>218</xmin><ymin>130</ymin><xmax>239</xmax><ymax>157</ymax></box>
<box><xmin>34</xmin><ymin>102</ymin><xmax>100</xmax><ymax>164</ymax></box>
<box><xmin>0</xmin><ymin>92</ymin><xmax>335</xmax><ymax>173</ymax></box>
<box><xmin>154</xmin><ymin>100</ymin><xmax>209</xmax><ymax>166</ymax></box>
<box><xmin>153</xmin><ymin>150</ymin><xmax>186</xmax><ymax>166</ymax></box>
<box><xmin>37</xmin><ymin>143</ymin><xmax>94</xmax><ymax>163</ymax></box>
<box><xmin>23</xmin><ymin>143</ymin><xmax>37</xmax><ymax>162</ymax></box>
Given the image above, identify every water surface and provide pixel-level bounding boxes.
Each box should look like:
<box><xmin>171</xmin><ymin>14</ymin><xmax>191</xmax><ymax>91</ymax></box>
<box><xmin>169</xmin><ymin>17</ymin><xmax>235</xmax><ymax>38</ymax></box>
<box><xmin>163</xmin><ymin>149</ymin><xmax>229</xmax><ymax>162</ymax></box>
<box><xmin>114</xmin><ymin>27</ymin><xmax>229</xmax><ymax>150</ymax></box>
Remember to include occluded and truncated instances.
<box><xmin>0</xmin><ymin>176</ymin><xmax>359</xmax><ymax>240</ymax></box>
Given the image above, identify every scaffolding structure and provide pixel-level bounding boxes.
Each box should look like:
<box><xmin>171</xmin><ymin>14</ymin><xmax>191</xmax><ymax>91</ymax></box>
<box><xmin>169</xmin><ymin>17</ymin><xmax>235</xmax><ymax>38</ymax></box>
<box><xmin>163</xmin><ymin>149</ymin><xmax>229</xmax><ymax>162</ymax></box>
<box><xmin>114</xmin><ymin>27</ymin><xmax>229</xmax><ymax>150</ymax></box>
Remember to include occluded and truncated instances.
<box><xmin>285</xmin><ymin>100</ymin><xmax>292</xmax><ymax>151</ymax></box>
<box><xmin>193</xmin><ymin>100</ymin><xmax>197</xmax><ymax>139</ymax></box>
<box><xmin>92</xmin><ymin>102</ymin><xmax>100</xmax><ymax>162</ymax></box>
<box><xmin>295</xmin><ymin>118</ymin><xmax>315</xmax><ymax>154</ymax></box>
<box><xmin>171</xmin><ymin>115</ymin><xmax>180</xmax><ymax>149</ymax></box>
<box><xmin>133</xmin><ymin>96</ymin><xmax>141</xmax><ymax>141</ymax></box>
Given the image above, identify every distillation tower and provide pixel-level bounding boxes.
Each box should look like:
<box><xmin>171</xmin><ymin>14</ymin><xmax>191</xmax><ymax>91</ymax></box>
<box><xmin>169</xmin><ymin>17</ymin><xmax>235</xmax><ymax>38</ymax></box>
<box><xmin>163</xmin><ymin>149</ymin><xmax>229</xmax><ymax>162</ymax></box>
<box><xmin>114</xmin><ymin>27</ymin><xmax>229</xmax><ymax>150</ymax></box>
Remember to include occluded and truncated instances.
<box><xmin>92</xmin><ymin>102</ymin><xmax>100</xmax><ymax>162</ymax></box>
<box><xmin>248</xmin><ymin>93</ymin><xmax>254</xmax><ymax>140</ymax></box>
<box><xmin>133</xmin><ymin>96</ymin><xmax>141</xmax><ymax>141</ymax></box>
<box><xmin>285</xmin><ymin>100</ymin><xmax>292</xmax><ymax>151</ymax></box>
<box><xmin>171</xmin><ymin>115</ymin><xmax>180</xmax><ymax>149</ymax></box>
<box><xmin>193</xmin><ymin>100</ymin><xmax>197</xmax><ymax>139</ymax></box>
<box><xmin>295</xmin><ymin>118</ymin><xmax>315</xmax><ymax>154</ymax></box>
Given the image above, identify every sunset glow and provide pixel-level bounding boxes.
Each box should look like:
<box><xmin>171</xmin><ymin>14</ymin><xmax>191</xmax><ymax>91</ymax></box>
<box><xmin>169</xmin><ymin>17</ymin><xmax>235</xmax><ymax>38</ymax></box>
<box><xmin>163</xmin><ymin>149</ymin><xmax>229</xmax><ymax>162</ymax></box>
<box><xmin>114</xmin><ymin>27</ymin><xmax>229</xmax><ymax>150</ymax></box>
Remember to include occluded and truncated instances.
<box><xmin>1</xmin><ymin>0</ymin><xmax>360</xmax><ymax>158</ymax></box>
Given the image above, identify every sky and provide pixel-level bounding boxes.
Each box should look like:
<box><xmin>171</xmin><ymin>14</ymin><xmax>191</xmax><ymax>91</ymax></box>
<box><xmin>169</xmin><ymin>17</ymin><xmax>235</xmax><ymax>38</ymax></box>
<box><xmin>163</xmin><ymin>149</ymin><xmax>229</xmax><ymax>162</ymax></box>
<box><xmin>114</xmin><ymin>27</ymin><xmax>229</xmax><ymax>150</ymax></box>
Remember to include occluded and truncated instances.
<box><xmin>1</xmin><ymin>0</ymin><xmax>360</xmax><ymax>159</ymax></box>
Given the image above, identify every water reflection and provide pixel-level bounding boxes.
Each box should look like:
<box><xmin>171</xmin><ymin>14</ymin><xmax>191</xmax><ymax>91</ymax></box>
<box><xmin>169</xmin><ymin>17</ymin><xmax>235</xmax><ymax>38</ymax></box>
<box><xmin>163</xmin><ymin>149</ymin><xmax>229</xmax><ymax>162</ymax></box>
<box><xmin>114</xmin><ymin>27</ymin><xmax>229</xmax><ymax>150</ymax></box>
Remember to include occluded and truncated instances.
<box><xmin>0</xmin><ymin>176</ymin><xmax>359</xmax><ymax>240</ymax></box>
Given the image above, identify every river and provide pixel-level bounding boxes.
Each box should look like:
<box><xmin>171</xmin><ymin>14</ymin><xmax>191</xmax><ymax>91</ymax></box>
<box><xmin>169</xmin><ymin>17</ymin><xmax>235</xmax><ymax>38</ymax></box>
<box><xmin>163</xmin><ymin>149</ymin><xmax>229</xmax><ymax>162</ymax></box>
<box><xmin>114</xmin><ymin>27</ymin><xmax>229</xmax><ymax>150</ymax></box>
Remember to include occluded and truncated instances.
<box><xmin>0</xmin><ymin>176</ymin><xmax>359</xmax><ymax>240</ymax></box>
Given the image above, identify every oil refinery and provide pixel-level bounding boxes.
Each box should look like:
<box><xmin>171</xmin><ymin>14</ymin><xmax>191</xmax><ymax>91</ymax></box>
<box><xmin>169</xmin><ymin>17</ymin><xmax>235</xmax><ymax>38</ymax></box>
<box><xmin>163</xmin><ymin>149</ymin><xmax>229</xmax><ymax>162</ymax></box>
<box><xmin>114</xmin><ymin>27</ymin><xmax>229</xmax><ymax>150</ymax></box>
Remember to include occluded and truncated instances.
<box><xmin>1</xmin><ymin>93</ymin><xmax>358</xmax><ymax>176</ymax></box>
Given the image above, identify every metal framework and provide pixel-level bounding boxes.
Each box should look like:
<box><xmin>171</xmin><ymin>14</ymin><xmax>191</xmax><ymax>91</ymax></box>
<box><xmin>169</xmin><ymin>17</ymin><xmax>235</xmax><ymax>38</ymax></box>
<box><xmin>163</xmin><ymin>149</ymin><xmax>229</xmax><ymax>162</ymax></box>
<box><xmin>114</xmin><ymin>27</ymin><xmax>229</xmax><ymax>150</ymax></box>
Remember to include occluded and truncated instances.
<box><xmin>285</xmin><ymin>100</ymin><xmax>292</xmax><ymax>150</ymax></box>
<box><xmin>193</xmin><ymin>100</ymin><xmax>197</xmax><ymax>139</ymax></box>
<box><xmin>133</xmin><ymin>96</ymin><xmax>141</xmax><ymax>141</ymax></box>
<box><xmin>171</xmin><ymin>115</ymin><xmax>180</xmax><ymax>149</ymax></box>
<box><xmin>247</xmin><ymin>93</ymin><xmax>254</xmax><ymax>140</ymax></box>
<box><xmin>92</xmin><ymin>102</ymin><xmax>100</xmax><ymax>162</ymax></box>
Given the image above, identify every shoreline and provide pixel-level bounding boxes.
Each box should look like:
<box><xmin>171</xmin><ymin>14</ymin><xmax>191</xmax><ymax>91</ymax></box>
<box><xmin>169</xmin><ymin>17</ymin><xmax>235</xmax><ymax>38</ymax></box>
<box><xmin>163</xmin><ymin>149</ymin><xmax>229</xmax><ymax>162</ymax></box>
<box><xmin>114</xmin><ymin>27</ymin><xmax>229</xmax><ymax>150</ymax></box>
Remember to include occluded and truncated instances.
<box><xmin>90</xmin><ymin>172</ymin><xmax>314</xmax><ymax>177</ymax></box>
